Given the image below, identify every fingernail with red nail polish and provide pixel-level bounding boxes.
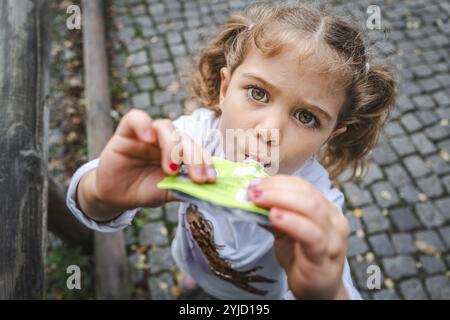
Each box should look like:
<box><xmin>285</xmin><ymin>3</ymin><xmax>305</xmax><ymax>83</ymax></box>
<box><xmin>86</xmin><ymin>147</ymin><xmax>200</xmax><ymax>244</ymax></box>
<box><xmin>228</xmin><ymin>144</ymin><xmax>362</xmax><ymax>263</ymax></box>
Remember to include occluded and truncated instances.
<box><xmin>145</xmin><ymin>130</ymin><xmax>155</xmax><ymax>141</ymax></box>
<box><xmin>273</xmin><ymin>208</ymin><xmax>284</xmax><ymax>220</ymax></box>
<box><xmin>251</xmin><ymin>188</ymin><xmax>262</xmax><ymax>198</ymax></box>
<box><xmin>169</xmin><ymin>162</ymin><xmax>179</xmax><ymax>171</ymax></box>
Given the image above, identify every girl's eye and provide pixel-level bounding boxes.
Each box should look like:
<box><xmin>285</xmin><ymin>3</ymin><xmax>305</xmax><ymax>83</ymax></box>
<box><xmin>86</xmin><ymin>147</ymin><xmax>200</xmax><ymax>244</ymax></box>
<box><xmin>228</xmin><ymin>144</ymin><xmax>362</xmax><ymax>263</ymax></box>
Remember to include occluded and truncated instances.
<box><xmin>247</xmin><ymin>86</ymin><xmax>268</xmax><ymax>103</ymax></box>
<box><xmin>294</xmin><ymin>110</ymin><xmax>319</xmax><ymax>128</ymax></box>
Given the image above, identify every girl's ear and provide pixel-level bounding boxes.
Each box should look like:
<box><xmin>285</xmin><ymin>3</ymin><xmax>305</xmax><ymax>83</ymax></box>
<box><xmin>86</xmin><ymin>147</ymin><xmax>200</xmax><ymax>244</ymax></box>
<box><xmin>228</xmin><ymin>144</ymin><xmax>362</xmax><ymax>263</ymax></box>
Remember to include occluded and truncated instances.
<box><xmin>219</xmin><ymin>67</ymin><xmax>230</xmax><ymax>110</ymax></box>
<box><xmin>325</xmin><ymin>126</ymin><xmax>347</xmax><ymax>144</ymax></box>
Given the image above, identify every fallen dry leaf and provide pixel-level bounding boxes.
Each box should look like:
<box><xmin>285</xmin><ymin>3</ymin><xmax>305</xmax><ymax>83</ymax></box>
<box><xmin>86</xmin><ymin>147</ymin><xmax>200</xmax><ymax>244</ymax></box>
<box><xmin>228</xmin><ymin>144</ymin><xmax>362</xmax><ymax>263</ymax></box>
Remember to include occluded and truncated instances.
<box><xmin>380</xmin><ymin>190</ymin><xmax>392</xmax><ymax>200</ymax></box>
<box><xmin>414</xmin><ymin>240</ymin><xmax>441</xmax><ymax>256</ymax></box>
<box><xmin>353</xmin><ymin>208</ymin><xmax>363</xmax><ymax>219</ymax></box>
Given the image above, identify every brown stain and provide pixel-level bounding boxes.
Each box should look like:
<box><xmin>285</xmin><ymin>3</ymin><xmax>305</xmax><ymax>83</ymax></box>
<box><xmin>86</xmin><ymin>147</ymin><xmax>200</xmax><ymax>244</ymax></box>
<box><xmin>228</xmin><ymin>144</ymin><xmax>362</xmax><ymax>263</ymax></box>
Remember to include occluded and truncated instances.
<box><xmin>186</xmin><ymin>204</ymin><xmax>275</xmax><ymax>296</ymax></box>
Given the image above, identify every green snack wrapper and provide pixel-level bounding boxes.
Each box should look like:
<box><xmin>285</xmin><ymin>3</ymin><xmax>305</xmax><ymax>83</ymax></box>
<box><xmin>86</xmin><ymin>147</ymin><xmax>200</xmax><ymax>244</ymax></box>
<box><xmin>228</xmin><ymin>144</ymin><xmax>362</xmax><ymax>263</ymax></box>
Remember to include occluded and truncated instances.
<box><xmin>157</xmin><ymin>156</ymin><xmax>270</xmax><ymax>224</ymax></box>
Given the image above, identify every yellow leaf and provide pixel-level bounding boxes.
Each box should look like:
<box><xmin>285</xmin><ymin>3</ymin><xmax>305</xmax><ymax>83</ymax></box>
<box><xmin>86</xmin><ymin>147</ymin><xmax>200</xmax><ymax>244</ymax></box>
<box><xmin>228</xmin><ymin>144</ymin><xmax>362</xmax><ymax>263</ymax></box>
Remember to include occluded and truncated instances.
<box><xmin>353</xmin><ymin>208</ymin><xmax>363</xmax><ymax>219</ymax></box>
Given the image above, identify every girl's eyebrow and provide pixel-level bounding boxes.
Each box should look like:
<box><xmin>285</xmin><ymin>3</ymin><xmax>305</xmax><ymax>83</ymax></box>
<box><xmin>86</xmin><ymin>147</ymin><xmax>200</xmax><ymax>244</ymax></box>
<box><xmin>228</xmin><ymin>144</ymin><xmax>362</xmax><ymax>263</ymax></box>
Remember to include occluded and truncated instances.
<box><xmin>242</xmin><ymin>72</ymin><xmax>332</xmax><ymax>122</ymax></box>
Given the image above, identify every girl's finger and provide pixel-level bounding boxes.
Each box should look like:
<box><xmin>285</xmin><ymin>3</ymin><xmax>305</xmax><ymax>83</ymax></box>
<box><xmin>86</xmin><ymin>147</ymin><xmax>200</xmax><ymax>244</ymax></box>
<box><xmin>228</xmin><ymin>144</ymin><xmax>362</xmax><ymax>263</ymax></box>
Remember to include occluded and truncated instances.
<box><xmin>202</xmin><ymin>149</ymin><xmax>217</xmax><ymax>183</ymax></box>
<box><xmin>115</xmin><ymin>109</ymin><xmax>155</xmax><ymax>143</ymax></box>
<box><xmin>180</xmin><ymin>134</ymin><xmax>209</xmax><ymax>183</ymax></box>
<box><xmin>248</xmin><ymin>177</ymin><xmax>331</xmax><ymax>231</ymax></box>
<box><xmin>269</xmin><ymin>207</ymin><xmax>326</xmax><ymax>264</ymax></box>
<box><xmin>151</xmin><ymin>119</ymin><xmax>182</xmax><ymax>175</ymax></box>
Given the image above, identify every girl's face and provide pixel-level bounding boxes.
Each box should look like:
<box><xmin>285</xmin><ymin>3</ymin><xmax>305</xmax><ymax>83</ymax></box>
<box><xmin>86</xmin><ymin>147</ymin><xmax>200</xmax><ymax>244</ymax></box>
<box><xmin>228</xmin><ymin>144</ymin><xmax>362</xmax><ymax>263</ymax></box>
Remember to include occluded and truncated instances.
<box><xmin>218</xmin><ymin>45</ymin><xmax>347</xmax><ymax>175</ymax></box>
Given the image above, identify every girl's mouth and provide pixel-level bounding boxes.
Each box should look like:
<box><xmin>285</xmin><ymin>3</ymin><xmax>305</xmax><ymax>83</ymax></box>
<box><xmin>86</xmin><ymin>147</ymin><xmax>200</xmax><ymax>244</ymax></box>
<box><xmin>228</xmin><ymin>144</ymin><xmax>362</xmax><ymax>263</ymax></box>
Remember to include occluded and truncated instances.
<box><xmin>244</xmin><ymin>153</ymin><xmax>271</xmax><ymax>168</ymax></box>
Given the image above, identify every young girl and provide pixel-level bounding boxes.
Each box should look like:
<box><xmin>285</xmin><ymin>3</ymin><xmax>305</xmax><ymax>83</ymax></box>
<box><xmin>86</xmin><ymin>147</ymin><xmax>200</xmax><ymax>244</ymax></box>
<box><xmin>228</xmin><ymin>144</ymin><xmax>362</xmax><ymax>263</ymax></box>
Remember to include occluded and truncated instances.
<box><xmin>67</xmin><ymin>3</ymin><xmax>395</xmax><ymax>300</ymax></box>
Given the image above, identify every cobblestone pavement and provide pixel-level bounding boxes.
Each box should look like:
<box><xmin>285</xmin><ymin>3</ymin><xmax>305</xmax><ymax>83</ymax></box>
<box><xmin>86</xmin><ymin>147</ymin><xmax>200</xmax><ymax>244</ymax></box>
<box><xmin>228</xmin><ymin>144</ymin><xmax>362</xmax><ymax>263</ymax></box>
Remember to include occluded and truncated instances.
<box><xmin>106</xmin><ymin>0</ymin><xmax>450</xmax><ymax>299</ymax></box>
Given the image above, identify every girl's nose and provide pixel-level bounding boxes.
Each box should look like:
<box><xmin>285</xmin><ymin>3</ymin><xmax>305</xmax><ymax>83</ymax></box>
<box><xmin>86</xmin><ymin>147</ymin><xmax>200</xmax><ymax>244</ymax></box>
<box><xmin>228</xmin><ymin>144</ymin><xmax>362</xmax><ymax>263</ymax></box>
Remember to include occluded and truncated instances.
<box><xmin>255</xmin><ymin>128</ymin><xmax>279</xmax><ymax>146</ymax></box>
<box><xmin>255</xmin><ymin>116</ymin><xmax>283</xmax><ymax>146</ymax></box>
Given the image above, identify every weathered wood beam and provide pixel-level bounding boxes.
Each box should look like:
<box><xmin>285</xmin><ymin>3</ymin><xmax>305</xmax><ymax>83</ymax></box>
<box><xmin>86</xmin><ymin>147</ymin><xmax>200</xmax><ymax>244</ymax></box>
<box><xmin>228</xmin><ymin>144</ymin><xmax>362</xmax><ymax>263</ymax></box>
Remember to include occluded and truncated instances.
<box><xmin>0</xmin><ymin>0</ymin><xmax>50</xmax><ymax>299</ymax></box>
<box><xmin>82</xmin><ymin>0</ymin><xmax>129</xmax><ymax>299</ymax></box>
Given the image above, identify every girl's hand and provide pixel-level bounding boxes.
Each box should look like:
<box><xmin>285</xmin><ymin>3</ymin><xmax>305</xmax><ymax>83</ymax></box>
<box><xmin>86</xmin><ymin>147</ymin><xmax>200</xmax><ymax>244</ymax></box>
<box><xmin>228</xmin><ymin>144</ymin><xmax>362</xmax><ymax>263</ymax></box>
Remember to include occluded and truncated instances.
<box><xmin>92</xmin><ymin>109</ymin><xmax>216</xmax><ymax>213</ymax></box>
<box><xmin>247</xmin><ymin>175</ymin><xmax>350</xmax><ymax>300</ymax></box>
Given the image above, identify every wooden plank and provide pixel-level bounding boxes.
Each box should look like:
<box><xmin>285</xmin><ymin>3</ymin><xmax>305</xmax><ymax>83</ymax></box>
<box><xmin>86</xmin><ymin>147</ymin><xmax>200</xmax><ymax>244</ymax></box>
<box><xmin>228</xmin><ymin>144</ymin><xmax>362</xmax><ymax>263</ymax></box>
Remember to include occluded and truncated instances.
<box><xmin>82</xmin><ymin>0</ymin><xmax>129</xmax><ymax>299</ymax></box>
<box><xmin>47</xmin><ymin>177</ymin><xmax>93</xmax><ymax>254</ymax></box>
<box><xmin>0</xmin><ymin>0</ymin><xmax>50</xmax><ymax>299</ymax></box>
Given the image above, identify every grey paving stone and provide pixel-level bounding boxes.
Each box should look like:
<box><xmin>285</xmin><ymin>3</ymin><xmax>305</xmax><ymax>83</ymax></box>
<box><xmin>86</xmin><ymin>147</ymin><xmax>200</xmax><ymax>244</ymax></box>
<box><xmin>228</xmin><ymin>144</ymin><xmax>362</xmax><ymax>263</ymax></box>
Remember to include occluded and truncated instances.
<box><xmin>149</xmin><ymin>3</ymin><xmax>165</xmax><ymax>16</ymax></box>
<box><xmin>371</xmin><ymin>181</ymin><xmax>400</xmax><ymax>208</ymax></box>
<box><xmin>415</xmin><ymin>202</ymin><xmax>445</xmax><ymax>228</ymax></box>
<box><xmin>384</xmin><ymin>121</ymin><xmax>405</xmax><ymax>137</ymax></box>
<box><xmin>125</xmin><ymin>227</ymin><xmax>136</xmax><ymax>246</ymax></box>
<box><xmin>164</xmin><ymin>202</ymin><xmax>180</xmax><ymax>224</ymax></box>
<box><xmin>443</xmin><ymin>176</ymin><xmax>450</xmax><ymax>194</ymax></box>
<box><xmin>149</xmin><ymin>46</ymin><xmax>171</xmax><ymax>62</ymax></box>
<box><xmin>139</xmin><ymin>222</ymin><xmax>169</xmax><ymax>246</ymax></box>
<box><xmin>410</xmin><ymin>132</ymin><xmax>437</xmax><ymax>156</ymax></box>
<box><xmin>396</xmin><ymin>94</ymin><xmax>414</xmax><ymax>113</ymax></box>
<box><xmin>342</xmin><ymin>182</ymin><xmax>373</xmax><ymax>207</ymax></box>
<box><xmin>382</xmin><ymin>256</ymin><xmax>417</xmax><ymax>280</ymax></box>
<box><xmin>153</xmin><ymin>90</ymin><xmax>172</xmax><ymax>106</ymax></box>
<box><xmin>128</xmin><ymin>253</ymin><xmax>144</xmax><ymax>285</ymax></box>
<box><xmin>412</xmin><ymin>94</ymin><xmax>436</xmax><ymax>109</ymax></box>
<box><xmin>399</xmin><ymin>278</ymin><xmax>428</xmax><ymax>299</ymax></box>
<box><xmin>417</xmin><ymin>175</ymin><xmax>443</xmax><ymax>198</ymax></box>
<box><xmin>425</xmin><ymin>275</ymin><xmax>450</xmax><ymax>299</ymax></box>
<box><xmin>348</xmin><ymin>235</ymin><xmax>369</xmax><ymax>257</ymax></box>
<box><xmin>345</xmin><ymin>211</ymin><xmax>363</xmax><ymax>234</ymax></box>
<box><xmin>428</xmin><ymin>155</ymin><xmax>450</xmax><ymax>175</ymax></box>
<box><xmin>170</xmin><ymin>43</ymin><xmax>187</xmax><ymax>57</ymax></box>
<box><xmin>362</xmin><ymin>206</ymin><xmax>391</xmax><ymax>234</ymax></box>
<box><xmin>390</xmin><ymin>135</ymin><xmax>416</xmax><ymax>156</ymax></box>
<box><xmin>132</xmin><ymin>92</ymin><xmax>151</xmax><ymax>109</ymax></box>
<box><xmin>147</xmin><ymin>246</ymin><xmax>175</xmax><ymax>274</ymax></box>
<box><xmin>131</xmin><ymin>64</ymin><xmax>151</xmax><ymax>77</ymax></box>
<box><xmin>425</xmin><ymin>124</ymin><xmax>450</xmax><ymax>141</ymax></box>
<box><xmin>372</xmin><ymin>289</ymin><xmax>401</xmax><ymax>300</ymax></box>
<box><xmin>370</xmin><ymin>143</ymin><xmax>397</xmax><ymax>165</ymax></box>
<box><xmin>391</xmin><ymin>233</ymin><xmax>416</xmax><ymax>254</ymax></box>
<box><xmin>137</xmin><ymin>76</ymin><xmax>156</xmax><ymax>91</ymax></box>
<box><xmin>438</xmin><ymin>226</ymin><xmax>450</xmax><ymax>250</ymax></box>
<box><xmin>127</xmin><ymin>38</ymin><xmax>147</xmax><ymax>53</ymax></box>
<box><xmin>148</xmin><ymin>272</ymin><xmax>175</xmax><ymax>300</ymax></box>
<box><xmin>438</xmin><ymin>139</ymin><xmax>450</xmax><ymax>152</ymax></box>
<box><xmin>385</xmin><ymin>163</ymin><xmax>411</xmax><ymax>188</ymax></box>
<box><xmin>415</xmin><ymin>110</ymin><xmax>439</xmax><ymax>126</ymax></box>
<box><xmin>368</xmin><ymin>234</ymin><xmax>395</xmax><ymax>256</ymax></box>
<box><xmin>153</xmin><ymin>61</ymin><xmax>174</xmax><ymax>75</ymax></box>
<box><xmin>392</xmin><ymin>207</ymin><xmax>424</xmax><ymax>233</ymax></box>
<box><xmin>166</xmin><ymin>31</ymin><xmax>183</xmax><ymax>44</ymax></box>
<box><xmin>398</xmin><ymin>184</ymin><xmax>421</xmax><ymax>203</ymax></box>
<box><xmin>400</xmin><ymin>113</ymin><xmax>423</xmax><ymax>132</ymax></box>
<box><xmin>403</xmin><ymin>155</ymin><xmax>431</xmax><ymax>178</ymax></box>
<box><xmin>434</xmin><ymin>197</ymin><xmax>450</xmax><ymax>221</ymax></box>
<box><xmin>361</xmin><ymin>163</ymin><xmax>384</xmax><ymax>186</ymax></box>
<box><xmin>433</xmin><ymin>90</ymin><xmax>450</xmax><ymax>106</ymax></box>
<box><xmin>131</xmin><ymin>50</ymin><xmax>148</xmax><ymax>65</ymax></box>
<box><xmin>419</xmin><ymin>255</ymin><xmax>446</xmax><ymax>275</ymax></box>
<box><xmin>131</xmin><ymin>4</ymin><xmax>146</xmax><ymax>16</ymax></box>
<box><xmin>419</xmin><ymin>77</ymin><xmax>442</xmax><ymax>93</ymax></box>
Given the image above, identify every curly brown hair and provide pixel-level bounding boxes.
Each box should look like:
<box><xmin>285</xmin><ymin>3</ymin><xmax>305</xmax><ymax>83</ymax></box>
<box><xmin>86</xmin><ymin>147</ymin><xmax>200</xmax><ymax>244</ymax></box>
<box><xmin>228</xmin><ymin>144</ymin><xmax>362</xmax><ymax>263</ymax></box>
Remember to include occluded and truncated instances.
<box><xmin>184</xmin><ymin>2</ymin><xmax>396</xmax><ymax>181</ymax></box>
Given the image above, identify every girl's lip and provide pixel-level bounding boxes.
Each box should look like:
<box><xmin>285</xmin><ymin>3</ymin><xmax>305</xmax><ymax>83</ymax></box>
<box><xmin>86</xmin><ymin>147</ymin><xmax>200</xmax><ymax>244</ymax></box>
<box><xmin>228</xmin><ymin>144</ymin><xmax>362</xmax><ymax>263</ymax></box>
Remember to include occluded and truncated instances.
<box><xmin>245</xmin><ymin>153</ymin><xmax>271</xmax><ymax>167</ymax></box>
